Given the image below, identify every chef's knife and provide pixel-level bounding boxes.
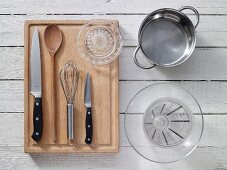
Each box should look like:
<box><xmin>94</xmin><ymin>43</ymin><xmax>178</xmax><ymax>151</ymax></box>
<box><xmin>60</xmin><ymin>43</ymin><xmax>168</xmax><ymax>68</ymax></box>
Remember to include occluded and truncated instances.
<box><xmin>84</xmin><ymin>73</ymin><xmax>93</xmax><ymax>144</ymax></box>
<box><xmin>30</xmin><ymin>27</ymin><xmax>43</xmax><ymax>142</ymax></box>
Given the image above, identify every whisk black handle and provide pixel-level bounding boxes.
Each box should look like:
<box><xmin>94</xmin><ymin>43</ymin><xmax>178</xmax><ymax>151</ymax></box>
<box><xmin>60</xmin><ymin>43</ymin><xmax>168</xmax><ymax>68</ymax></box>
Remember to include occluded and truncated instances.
<box><xmin>85</xmin><ymin>107</ymin><xmax>92</xmax><ymax>144</ymax></box>
<box><xmin>31</xmin><ymin>97</ymin><xmax>43</xmax><ymax>142</ymax></box>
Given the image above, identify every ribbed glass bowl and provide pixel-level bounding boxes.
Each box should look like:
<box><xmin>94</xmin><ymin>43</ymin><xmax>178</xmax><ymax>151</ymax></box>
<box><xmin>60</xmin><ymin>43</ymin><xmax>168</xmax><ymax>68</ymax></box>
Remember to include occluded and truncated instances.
<box><xmin>125</xmin><ymin>83</ymin><xmax>204</xmax><ymax>163</ymax></box>
<box><xmin>77</xmin><ymin>19</ymin><xmax>124</xmax><ymax>65</ymax></box>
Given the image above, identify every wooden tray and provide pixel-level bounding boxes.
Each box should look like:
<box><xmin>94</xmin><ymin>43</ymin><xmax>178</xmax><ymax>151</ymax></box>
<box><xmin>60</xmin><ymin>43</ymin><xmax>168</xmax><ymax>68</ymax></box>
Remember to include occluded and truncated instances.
<box><xmin>24</xmin><ymin>20</ymin><xmax>119</xmax><ymax>153</ymax></box>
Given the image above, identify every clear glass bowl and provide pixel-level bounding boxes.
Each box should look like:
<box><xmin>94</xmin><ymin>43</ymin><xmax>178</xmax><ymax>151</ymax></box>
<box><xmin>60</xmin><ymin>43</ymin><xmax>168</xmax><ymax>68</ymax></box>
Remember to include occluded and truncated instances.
<box><xmin>77</xmin><ymin>19</ymin><xmax>124</xmax><ymax>65</ymax></box>
<box><xmin>125</xmin><ymin>83</ymin><xmax>204</xmax><ymax>163</ymax></box>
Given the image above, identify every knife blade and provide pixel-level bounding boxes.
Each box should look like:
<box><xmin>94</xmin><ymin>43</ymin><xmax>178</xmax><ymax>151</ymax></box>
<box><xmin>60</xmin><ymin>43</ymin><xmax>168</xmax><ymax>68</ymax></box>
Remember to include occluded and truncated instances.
<box><xmin>84</xmin><ymin>73</ymin><xmax>92</xmax><ymax>144</ymax></box>
<box><xmin>30</xmin><ymin>27</ymin><xmax>43</xmax><ymax>142</ymax></box>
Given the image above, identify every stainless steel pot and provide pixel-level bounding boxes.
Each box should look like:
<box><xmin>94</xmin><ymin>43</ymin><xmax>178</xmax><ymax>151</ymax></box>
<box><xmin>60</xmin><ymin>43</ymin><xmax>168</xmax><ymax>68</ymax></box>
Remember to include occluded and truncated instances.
<box><xmin>134</xmin><ymin>6</ymin><xmax>199</xmax><ymax>69</ymax></box>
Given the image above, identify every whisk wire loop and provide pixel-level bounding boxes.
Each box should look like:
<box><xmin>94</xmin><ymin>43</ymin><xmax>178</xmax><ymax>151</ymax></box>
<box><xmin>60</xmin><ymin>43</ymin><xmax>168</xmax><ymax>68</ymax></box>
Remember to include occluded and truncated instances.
<box><xmin>59</xmin><ymin>60</ymin><xmax>79</xmax><ymax>104</ymax></box>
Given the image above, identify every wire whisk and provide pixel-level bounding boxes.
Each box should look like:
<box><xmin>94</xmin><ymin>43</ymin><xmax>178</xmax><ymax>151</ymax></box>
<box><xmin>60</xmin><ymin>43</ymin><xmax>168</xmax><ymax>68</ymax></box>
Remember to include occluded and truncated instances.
<box><xmin>59</xmin><ymin>60</ymin><xmax>79</xmax><ymax>142</ymax></box>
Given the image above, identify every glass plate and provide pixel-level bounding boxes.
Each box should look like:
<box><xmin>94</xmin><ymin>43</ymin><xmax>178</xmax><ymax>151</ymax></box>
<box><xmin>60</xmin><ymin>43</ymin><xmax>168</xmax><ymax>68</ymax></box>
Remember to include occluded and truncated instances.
<box><xmin>125</xmin><ymin>83</ymin><xmax>204</xmax><ymax>163</ymax></box>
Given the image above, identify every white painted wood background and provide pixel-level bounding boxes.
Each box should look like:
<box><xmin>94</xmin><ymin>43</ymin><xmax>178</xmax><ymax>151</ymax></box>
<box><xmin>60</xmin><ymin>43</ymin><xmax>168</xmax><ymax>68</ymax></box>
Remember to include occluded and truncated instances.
<box><xmin>0</xmin><ymin>0</ymin><xmax>227</xmax><ymax>169</ymax></box>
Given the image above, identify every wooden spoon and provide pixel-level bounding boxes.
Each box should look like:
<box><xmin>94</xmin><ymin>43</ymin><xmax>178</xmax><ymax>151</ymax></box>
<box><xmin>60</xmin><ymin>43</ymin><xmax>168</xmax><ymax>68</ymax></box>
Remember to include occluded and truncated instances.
<box><xmin>44</xmin><ymin>24</ymin><xmax>62</xmax><ymax>142</ymax></box>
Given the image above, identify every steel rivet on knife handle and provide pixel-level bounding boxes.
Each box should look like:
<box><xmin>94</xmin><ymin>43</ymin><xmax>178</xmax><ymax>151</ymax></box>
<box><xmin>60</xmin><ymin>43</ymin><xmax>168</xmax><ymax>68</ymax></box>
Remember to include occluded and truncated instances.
<box><xmin>30</xmin><ymin>27</ymin><xmax>43</xmax><ymax>142</ymax></box>
<box><xmin>84</xmin><ymin>73</ymin><xmax>93</xmax><ymax>144</ymax></box>
<box><xmin>31</xmin><ymin>97</ymin><xmax>43</xmax><ymax>142</ymax></box>
<box><xmin>85</xmin><ymin>107</ymin><xmax>92</xmax><ymax>144</ymax></box>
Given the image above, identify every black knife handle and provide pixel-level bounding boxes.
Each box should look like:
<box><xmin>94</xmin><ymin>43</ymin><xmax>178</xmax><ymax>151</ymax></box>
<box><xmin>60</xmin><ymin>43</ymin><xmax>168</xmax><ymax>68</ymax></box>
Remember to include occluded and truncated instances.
<box><xmin>85</xmin><ymin>107</ymin><xmax>92</xmax><ymax>144</ymax></box>
<box><xmin>31</xmin><ymin>97</ymin><xmax>43</xmax><ymax>142</ymax></box>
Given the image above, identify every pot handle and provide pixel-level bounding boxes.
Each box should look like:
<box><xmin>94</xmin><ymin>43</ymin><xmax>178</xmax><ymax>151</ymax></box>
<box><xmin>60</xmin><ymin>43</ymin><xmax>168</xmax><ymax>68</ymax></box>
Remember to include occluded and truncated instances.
<box><xmin>134</xmin><ymin>46</ymin><xmax>156</xmax><ymax>69</ymax></box>
<box><xmin>179</xmin><ymin>6</ymin><xmax>200</xmax><ymax>28</ymax></box>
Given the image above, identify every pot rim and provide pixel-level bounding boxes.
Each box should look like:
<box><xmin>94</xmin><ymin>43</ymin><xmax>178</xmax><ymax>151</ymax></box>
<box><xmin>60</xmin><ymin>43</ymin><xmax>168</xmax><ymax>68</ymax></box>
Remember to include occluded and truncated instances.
<box><xmin>137</xmin><ymin>7</ymin><xmax>197</xmax><ymax>67</ymax></box>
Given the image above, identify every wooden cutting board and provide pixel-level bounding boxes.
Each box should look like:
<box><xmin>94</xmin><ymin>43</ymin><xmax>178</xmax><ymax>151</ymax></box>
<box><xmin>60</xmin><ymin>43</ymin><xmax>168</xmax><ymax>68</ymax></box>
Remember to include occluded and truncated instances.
<box><xmin>24</xmin><ymin>20</ymin><xmax>119</xmax><ymax>153</ymax></box>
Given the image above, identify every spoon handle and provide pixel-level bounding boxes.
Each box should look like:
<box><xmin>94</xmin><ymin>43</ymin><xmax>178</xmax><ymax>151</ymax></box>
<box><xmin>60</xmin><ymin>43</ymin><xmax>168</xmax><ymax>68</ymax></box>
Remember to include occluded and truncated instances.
<box><xmin>51</xmin><ymin>56</ymin><xmax>56</xmax><ymax>142</ymax></box>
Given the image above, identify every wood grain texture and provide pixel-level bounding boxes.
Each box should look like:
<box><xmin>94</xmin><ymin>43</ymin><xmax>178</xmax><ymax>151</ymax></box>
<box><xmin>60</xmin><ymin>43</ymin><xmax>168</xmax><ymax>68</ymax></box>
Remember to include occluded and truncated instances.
<box><xmin>1</xmin><ymin>15</ymin><xmax>227</xmax><ymax>46</ymax></box>
<box><xmin>1</xmin><ymin>0</ymin><xmax>227</xmax><ymax>14</ymax></box>
<box><xmin>0</xmin><ymin>113</ymin><xmax>227</xmax><ymax>169</ymax></box>
<box><xmin>120</xmin><ymin>48</ymin><xmax>227</xmax><ymax>81</ymax></box>
<box><xmin>24</xmin><ymin>20</ymin><xmax>119</xmax><ymax>153</ymax></box>
<box><xmin>0</xmin><ymin>146</ymin><xmax>226</xmax><ymax>170</ymax></box>
<box><xmin>1</xmin><ymin>114</ymin><xmax>227</xmax><ymax>147</ymax></box>
<box><xmin>119</xmin><ymin>81</ymin><xmax>227</xmax><ymax>114</ymax></box>
<box><xmin>0</xmin><ymin>81</ymin><xmax>24</xmax><ymax>113</ymax></box>
<box><xmin>1</xmin><ymin>81</ymin><xmax>227</xmax><ymax>114</ymax></box>
<box><xmin>43</xmin><ymin>24</ymin><xmax>63</xmax><ymax>142</ymax></box>
<box><xmin>2</xmin><ymin>47</ymin><xmax>227</xmax><ymax>80</ymax></box>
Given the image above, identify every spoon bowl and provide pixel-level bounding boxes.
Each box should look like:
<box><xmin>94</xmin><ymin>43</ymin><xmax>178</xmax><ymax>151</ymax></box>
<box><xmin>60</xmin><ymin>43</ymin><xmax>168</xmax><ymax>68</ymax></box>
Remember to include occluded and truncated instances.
<box><xmin>44</xmin><ymin>24</ymin><xmax>62</xmax><ymax>56</ymax></box>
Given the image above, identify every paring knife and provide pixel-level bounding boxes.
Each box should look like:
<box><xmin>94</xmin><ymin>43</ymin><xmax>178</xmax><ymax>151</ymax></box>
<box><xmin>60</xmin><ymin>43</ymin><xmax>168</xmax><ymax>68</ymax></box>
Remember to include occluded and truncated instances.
<box><xmin>84</xmin><ymin>73</ymin><xmax>93</xmax><ymax>144</ymax></box>
<box><xmin>30</xmin><ymin>27</ymin><xmax>43</xmax><ymax>142</ymax></box>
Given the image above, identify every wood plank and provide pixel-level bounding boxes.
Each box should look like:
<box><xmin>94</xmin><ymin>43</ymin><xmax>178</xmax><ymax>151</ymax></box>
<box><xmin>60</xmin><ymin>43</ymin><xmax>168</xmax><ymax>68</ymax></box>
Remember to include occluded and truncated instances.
<box><xmin>1</xmin><ymin>81</ymin><xmax>227</xmax><ymax>114</ymax></box>
<box><xmin>0</xmin><ymin>47</ymin><xmax>23</xmax><ymax>79</ymax></box>
<box><xmin>120</xmin><ymin>47</ymin><xmax>227</xmax><ymax>80</ymax></box>
<box><xmin>0</xmin><ymin>146</ymin><xmax>226</xmax><ymax>169</ymax></box>
<box><xmin>1</xmin><ymin>113</ymin><xmax>227</xmax><ymax>147</ymax></box>
<box><xmin>2</xmin><ymin>47</ymin><xmax>227</xmax><ymax>80</ymax></box>
<box><xmin>119</xmin><ymin>81</ymin><xmax>227</xmax><ymax>114</ymax></box>
<box><xmin>1</xmin><ymin>15</ymin><xmax>227</xmax><ymax>46</ymax></box>
<box><xmin>1</xmin><ymin>0</ymin><xmax>227</xmax><ymax>14</ymax></box>
<box><xmin>0</xmin><ymin>113</ymin><xmax>24</xmax><ymax>146</ymax></box>
<box><xmin>0</xmin><ymin>81</ymin><xmax>24</xmax><ymax>113</ymax></box>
